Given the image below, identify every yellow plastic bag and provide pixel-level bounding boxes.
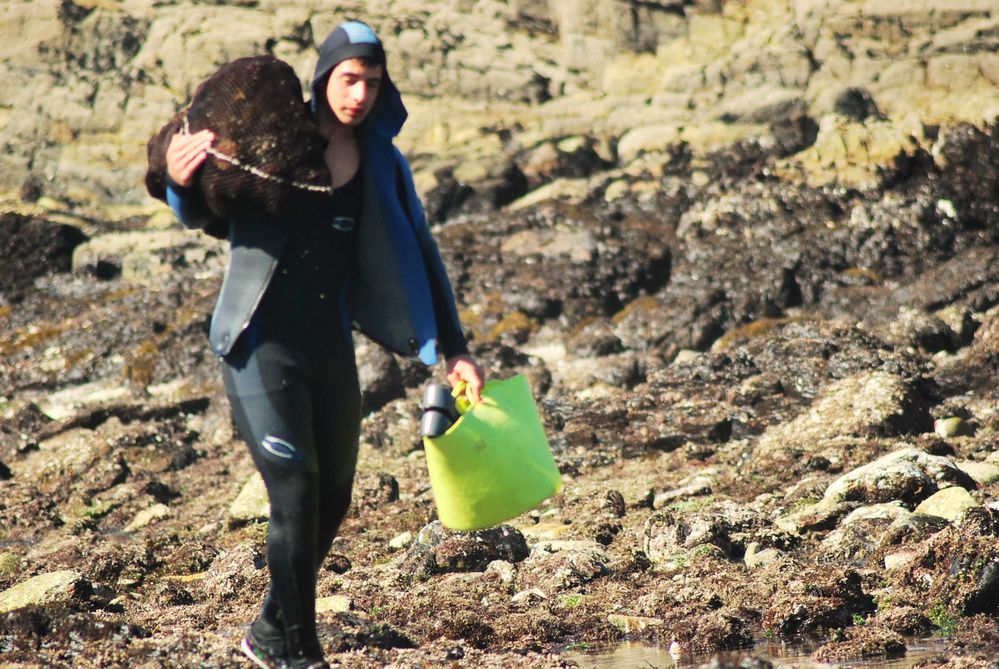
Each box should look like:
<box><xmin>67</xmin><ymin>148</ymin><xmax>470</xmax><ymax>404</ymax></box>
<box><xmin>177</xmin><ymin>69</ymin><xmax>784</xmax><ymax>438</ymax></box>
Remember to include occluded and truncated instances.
<box><xmin>423</xmin><ymin>374</ymin><xmax>563</xmax><ymax>530</ymax></box>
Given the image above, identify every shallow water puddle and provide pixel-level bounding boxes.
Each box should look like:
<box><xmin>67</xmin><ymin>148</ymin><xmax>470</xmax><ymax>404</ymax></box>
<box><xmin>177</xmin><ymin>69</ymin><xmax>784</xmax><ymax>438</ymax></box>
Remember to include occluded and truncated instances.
<box><xmin>566</xmin><ymin>637</ymin><xmax>972</xmax><ymax>669</ymax></box>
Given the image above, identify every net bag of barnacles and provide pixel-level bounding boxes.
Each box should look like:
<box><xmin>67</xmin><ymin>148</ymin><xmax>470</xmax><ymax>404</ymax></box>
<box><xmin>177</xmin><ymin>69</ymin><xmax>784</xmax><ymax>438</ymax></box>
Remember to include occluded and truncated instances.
<box><xmin>145</xmin><ymin>55</ymin><xmax>333</xmax><ymax>221</ymax></box>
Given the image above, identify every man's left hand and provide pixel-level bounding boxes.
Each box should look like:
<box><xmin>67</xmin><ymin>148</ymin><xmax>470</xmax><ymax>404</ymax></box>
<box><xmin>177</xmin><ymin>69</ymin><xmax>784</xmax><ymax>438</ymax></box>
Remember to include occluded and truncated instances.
<box><xmin>445</xmin><ymin>354</ymin><xmax>485</xmax><ymax>404</ymax></box>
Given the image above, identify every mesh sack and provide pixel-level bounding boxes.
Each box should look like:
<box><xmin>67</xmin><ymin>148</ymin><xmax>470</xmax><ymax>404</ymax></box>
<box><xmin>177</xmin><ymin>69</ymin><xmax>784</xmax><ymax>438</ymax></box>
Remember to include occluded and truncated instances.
<box><xmin>146</xmin><ymin>55</ymin><xmax>333</xmax><ymax>222</ymax></box>
<box><xmin>145</xmin><ymin>110</ymin><xmax>184</xmax><ymax>203</ymax></box>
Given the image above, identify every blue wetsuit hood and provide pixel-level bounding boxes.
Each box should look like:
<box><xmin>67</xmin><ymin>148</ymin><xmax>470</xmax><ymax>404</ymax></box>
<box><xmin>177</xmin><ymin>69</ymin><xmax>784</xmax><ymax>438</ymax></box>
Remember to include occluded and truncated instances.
<box><xmin>309</xmin><ymin>21</ymin><xmax>407</xmax><ymax>143</ymax></box>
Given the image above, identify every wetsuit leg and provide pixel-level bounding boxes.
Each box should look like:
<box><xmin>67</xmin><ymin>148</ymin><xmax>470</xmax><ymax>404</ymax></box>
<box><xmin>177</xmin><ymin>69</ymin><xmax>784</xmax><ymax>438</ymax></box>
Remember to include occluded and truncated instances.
<box><xmin>312</xmin><ymin>361</ymin><xmax>361</xmax><ymax>561</ymax></box>
<box><xmin>253</xmin><ymin>337</ymin><xmax>362</xmax><ymax>628</ymax></box>
<box><xmin>222</xmin><ymin>331</ymin><xmax>361</xmax><ymax>656</ymax></box>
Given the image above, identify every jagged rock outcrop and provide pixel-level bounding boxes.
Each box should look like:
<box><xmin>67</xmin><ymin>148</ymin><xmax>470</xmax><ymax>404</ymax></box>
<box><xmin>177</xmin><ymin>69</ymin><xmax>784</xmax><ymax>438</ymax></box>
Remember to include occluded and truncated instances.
<box><xmin>1</xmin><ymin>0</ymin><xmax>997</xmax><ymax>213</ymax></box>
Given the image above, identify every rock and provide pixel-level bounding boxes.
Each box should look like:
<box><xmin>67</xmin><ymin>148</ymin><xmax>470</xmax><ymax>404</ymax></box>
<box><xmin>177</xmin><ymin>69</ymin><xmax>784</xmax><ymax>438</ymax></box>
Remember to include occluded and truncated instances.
<box><xmin>2</xmin><ymin>0</ymin><xmax>998</xmax><ymax>214</ymax></box>
<box><xmin>82</xmin><ymin>538</ymin><xmax>158</xmax><ymax>587</ymax></box>
<box><xmin>878</xmin><ymin>512</ymin><xmax>951</xmax><ymax>555</ymax></box>
<box><xmin>546</xmin><ymin>352</ymin><xmax>641</xmax><ymax>393</ymax></box>
<box><xmin>607</xmin><ymin>613</ymin><xmax>663</xmax><ymax>634</ymax></box>
<box><xmin>0</xmin><ymin>570</ymin><xmax>85</xmax><ymax>614</ymax></box>
<box><xmin>643</xmin><ymin>509</ymin><xmax>737</xmax><ymax>569</ymax></box>
<box><xmin>776</xmin><ymin>113</ymin><xmax>927</xmax><ymax>188</ymax></box>
<box><xmin>717</xmin><ymin>87</ymin><xmax>806</xmax><ymax>125</ymax></box>
<box><xmin>926</xmin><ymin>54</ymin><xmax>982</xmax><ymax>91</ymax></box>
<box><xmin>964</xmin><ymin>560</ymin><xmax>999</xmax><ymax>616</ymax></box>
<box><xmin>818</xmin><ymin>518</ymin><xmax>888</xmax><ymax>563</ymax></box>
<box><xmin>871</xmin><ymin>307</ymin><xmax>960</xmax><ymax>354</ymax></box>
<box><xmin>515</xmin><ymin>521</ymin><xmax>572</xmax><ymax>542</ymax></box>
<box><xmin>511</xmin><ymin>588</ymin><xmax>547</xmax><ymax>604</ymax></box>
<box><xmin>762</xmin><ymin>567</ymin><xmax>873</xmax><ymax>637</ymax></box>
<box><xmin>819</xmin><ymin>503</ymin><xmax>913</xmax><ymax>561</ymax></box>
<box><xmin>888</xmin><ymin>508</ymin><xmax>999</xmax><ymax>617</ymax></box>
<box><xmin>354</xmin><ymin>472</ymin><xmax>401</xmax><ymax>511</ymax></box>
<box><xmin>388</xmin><ymin>532</ymin><xmax>413</xmax><ymax>550</ymax></box>
<box><xmin>509</xmin><ymin>176</ymin><xmax>598</xmax><ymax>210</ymax></box>
<box><xmin>884</xmin><ymin>549</ymin><xmax>920</xmax><ymax>571</ymax></box>
<box><xmin>36</xmin><ymin>380</ymin><xmax>131</xmax><ymax>421</ymax></box>
<box><xmin>0</xmin><ymin>552</ymin><xmax>19</xmax><ymax>581</ymax></box>
<box><xmin>832</xmin><ymin>87</ymin><xmax>882</xmax><ymax>122</ymax></box>
<box><xmin>13</xmin><ymin>425</ymin><xmax>129</xmax><ymax>499</ymax></box>
<box><xmin>315</xmin><ymin>595</ymin><xmax>351</xmax><ymax>614</ymax></box>
<box><xmin>754</xmin><ymin>373</ymin><xmax>933</xmax><ymax>463</ymax></box>
<box><xmin>201</xmin><ymin>544</ymin><xmax>266</xmax><ymax>604</ymax></box>
<box><xmin>484</xmin><ymin>560</ymin><xmax>515</xmax><ymax>584</ymax></box>
<box><xmin>956</xmin><ymin>460</ymin><xmax>999</xmax><ymax>486</ymax></box>
<box><xmin>822</xmin><ymin>448</ymin><xmax>975</xmax><ymax>507</ymax></box>
<box><xmin>516</xmin><ymin>540</ymin><xmax>610</xmax><ymax>594</ymax></box>
<box><xmin>356</xmin><ymin>339</ymin><xmax>404</xmax><ymax>414</ymax></box>
<box><xmin>652</xmin><ymin>474</ymin><xmax>714</xmax><ymax>509</ymax></box>
<box><xmin>564</xmin><ymin>319</ymin><xmax>625</xmax><ymax>357</ymax></box>
<box><xmin>616</xmin><ymin>124</ymin><xmax>682</xmax><ymax>165</ymax></box>
<box><xmin>873</xmin><ymin>606</ymin><xmax>933</xmax><ymax>636</ymax></box>
<box><xmin>914</xmin><ymin>486</ymin><xmax>979</xmax><ymax>521</ymax></box>
<box><xmin>123</xmin><ymin>503</ymin><xmax>170</xmax><ymax>532</ymax></box>
<box><xmin>935</xmin><ymin>416</ymin><xmax>974</xmax><ymax>437</ymax></box>
<box><xmin>775</xmin><ymin>498</ymin><xmax>856</xmax><ymax>535</ymax></box>
<box><xmin>811</xmin><ymin>625</ymin><xmax>905</xmax><ymax>662</ymax></box>
<box><xmin>322</xmin><ymin>553</ymin><xmax>351</xmax><ymax>575</ymax></box>
<box><xmin>227</xmin><ymin>472</ymin><xmax>269</xmax><ymax>528</ymax></box>
<box><xmin>0</xmin><ymin>213</ymin><xmax>88</xmax><ymax>300</ymax></box>
<box><xmin>399</xmin><ymin>522</ymin><xmax>529</xmax><ymax>580</ymax></box>
<box><xmin>744</xmin><ymin>543</ymin><xmax>782</xmax><ymax>569</ymax></box>
<box><xmin>70</xmin><ymin>229</ymin><xmax>211</xmax><ymax>283</ymax></box>
<box><xmin>672</xmin><ymin>349</ymin><xmax>701</xmax><ymax>365</ymax></box>
<box><xmin>521</xmin><ymin>135</ymin><xmax>611</xmax><ymax>191</ymax></box>
<box><xmin>841</xmin><ymin>502</ymin><xmax>911</xmax><ymax>525</ymax></box>
<box><xmin>501</xmin><ymin>227</ymin><xmax>596</xmax><ymax>265</ymax></box>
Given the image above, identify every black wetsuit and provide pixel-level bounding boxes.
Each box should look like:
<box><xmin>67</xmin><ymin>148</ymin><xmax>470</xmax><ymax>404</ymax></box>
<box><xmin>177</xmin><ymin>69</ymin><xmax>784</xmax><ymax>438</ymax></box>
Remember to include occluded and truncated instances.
<box><xmin>164</xmin><ymin>23</ymin><xmax>472</xmax><ymax>664</ymax></box>
<box><xmin>221</xmin><ymin>169</ymin><xmax>364</xmax><ymax>653</ymax></box>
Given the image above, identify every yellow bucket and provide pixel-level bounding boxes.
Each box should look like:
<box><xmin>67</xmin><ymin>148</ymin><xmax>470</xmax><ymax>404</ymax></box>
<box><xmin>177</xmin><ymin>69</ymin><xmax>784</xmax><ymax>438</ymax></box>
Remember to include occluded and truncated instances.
<box><xmin>423</xmin><ymin>374</ymin><xmax>563</xmax><ymax>531</ymax></box>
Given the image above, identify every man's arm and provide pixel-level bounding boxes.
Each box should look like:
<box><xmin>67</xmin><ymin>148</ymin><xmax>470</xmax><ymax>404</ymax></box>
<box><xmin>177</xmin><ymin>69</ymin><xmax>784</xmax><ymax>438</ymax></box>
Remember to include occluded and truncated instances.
<box><xmin>394</xmin><ymin>149</ymin><xmax>484</xmax><ymax>401</ymax></box>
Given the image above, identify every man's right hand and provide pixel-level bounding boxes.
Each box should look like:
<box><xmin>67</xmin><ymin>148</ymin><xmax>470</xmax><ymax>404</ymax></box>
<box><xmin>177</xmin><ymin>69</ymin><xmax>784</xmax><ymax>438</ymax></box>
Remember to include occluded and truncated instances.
<box><xmin>166</xmin><ymin>129</ymin><xmax>216</xmax><ymax>187</ymax></box>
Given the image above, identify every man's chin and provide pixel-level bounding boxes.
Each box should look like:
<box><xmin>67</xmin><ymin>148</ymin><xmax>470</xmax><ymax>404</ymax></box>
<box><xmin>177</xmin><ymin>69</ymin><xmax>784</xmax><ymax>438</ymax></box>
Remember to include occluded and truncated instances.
<box><xmin>336</xmin><ymin>111</ymin><xmax>367</xmax><ymax>126</ymax></box>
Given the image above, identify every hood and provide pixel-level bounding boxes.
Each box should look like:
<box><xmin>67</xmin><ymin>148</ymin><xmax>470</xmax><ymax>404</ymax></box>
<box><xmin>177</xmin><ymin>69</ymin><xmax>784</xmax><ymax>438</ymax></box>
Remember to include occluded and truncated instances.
<box><xmin>310</xmin><ymin>21</ymin><xmax>407</xmax><ymax>140</ymax></box>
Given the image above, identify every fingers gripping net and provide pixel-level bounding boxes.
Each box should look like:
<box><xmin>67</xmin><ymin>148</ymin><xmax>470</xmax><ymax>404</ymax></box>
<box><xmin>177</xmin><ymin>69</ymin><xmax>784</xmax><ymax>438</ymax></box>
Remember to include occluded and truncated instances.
<box><xmin>146</xmin><ymin>56</ymin><xmax>333</xmax><ymax>221</ymax></box>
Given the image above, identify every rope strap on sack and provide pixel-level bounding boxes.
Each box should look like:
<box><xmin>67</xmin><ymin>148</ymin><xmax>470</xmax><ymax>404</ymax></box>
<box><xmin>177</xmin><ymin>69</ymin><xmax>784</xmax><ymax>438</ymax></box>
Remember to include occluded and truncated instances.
<box><xmin>182</xmin><ymin>114</ymin><xmax>334</xmax><ymax>195</ymax></box>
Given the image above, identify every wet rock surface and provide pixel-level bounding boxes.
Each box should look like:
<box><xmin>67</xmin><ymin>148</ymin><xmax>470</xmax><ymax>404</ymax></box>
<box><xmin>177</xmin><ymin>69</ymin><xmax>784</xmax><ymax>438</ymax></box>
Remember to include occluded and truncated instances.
<box><xmin>2</xmin><ymin>2</ymin><xmax>999</xmax><ymax>668</ymax></box>
<box><xmin>4</xmin><ymin>119</ymin><xmax>998</xmax><ymax>668</ymax></box>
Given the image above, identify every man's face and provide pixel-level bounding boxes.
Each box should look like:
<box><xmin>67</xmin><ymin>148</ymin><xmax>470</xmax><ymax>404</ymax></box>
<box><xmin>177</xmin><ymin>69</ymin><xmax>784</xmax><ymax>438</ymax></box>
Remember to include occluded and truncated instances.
<box><xmin>325</xmin><ymin>58</ymin><xmax>383</xmax><ymax>126</ymax></box>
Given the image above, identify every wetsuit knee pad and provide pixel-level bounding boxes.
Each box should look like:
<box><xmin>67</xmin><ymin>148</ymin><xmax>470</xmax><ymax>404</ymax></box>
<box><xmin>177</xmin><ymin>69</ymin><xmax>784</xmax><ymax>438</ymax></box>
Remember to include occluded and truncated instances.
<box><xmin>259</xmin><ymin>433</ymin><xmax>307</xmax><ymax>465</ymax></box>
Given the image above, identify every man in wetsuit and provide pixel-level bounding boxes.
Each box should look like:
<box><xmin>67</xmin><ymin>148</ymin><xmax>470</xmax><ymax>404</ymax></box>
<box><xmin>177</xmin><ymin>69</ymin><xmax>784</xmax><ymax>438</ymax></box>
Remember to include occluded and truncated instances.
<box><xmin>165</xmin><ymin>20</ymin><xmax>484</xmax><ymax>669</ymax></box>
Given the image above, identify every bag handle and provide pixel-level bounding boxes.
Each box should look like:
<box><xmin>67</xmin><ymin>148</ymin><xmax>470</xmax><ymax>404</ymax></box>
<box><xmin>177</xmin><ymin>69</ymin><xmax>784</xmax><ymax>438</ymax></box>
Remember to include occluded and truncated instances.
<box><xmin>451</xmin><ymin>381</ymin><xmax>473</xmax><ymax>414</ymax></box>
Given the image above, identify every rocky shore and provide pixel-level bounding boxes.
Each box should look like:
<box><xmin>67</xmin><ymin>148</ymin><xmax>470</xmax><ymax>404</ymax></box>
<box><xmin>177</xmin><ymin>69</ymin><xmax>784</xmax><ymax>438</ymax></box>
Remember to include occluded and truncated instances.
<box><xmin>2</xmin><ymin>1</ymin><xmax>999</xmax><ymax>667</ymax></box>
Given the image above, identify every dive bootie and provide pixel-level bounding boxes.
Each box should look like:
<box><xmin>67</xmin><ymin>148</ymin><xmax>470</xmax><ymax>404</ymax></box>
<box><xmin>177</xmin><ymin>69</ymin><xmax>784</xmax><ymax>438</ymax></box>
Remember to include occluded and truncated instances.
<box><xmin>283</xmin><ymin>628</ymin><xmax>328</xmax><ymax>669</ymax></box>
<box><xmin>240</xmin><ymin>624</ymin><xmax>286</xmax><ymax>669</ymax></box>
<box><xmin>420</xmin><ymin>383</ymin><xmax>459</xmax><ymax>437</ymax></box>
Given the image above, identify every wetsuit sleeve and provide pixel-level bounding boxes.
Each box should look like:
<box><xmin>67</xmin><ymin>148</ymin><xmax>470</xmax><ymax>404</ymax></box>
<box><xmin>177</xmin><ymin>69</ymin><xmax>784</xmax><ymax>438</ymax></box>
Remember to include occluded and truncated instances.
<box><xmin>394</xmin><ymin>152</ymin><xmax>470</xmax><ymax>359</ymax></box>
<box><xmin>165</xmin><ymin>177</ymin><xmax>229</xmax><ymax>239</ymax></box>
<box><xmin>428</xmin><ymin>260</ymin><xmax>471</xmax><ymax>359</ymax></box>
